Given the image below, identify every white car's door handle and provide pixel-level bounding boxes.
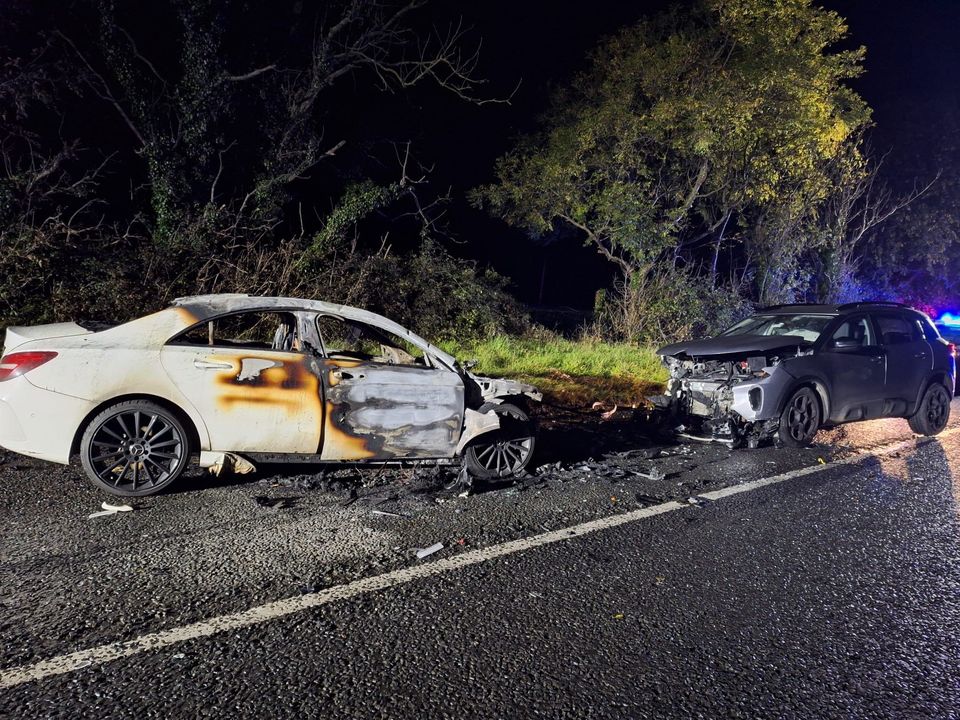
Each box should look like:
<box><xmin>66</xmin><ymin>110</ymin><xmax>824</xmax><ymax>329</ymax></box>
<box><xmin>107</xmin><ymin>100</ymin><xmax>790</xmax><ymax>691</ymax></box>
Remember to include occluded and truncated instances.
<box><xmin>194</xmin><ymin>360</ymin><xmax>234</xmax><ymax>370</ymax></box>
<box><xmin>332</xmin><ymin>369</ymin><xmax>365</xmax><ymax>381</ymax></box>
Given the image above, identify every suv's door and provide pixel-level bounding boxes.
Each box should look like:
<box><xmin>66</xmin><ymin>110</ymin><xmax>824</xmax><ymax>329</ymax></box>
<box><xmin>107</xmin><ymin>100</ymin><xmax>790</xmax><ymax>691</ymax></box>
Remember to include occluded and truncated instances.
<box><xmin>315</xmin><ymin>316</ymin><xmax>464</xmax><ymax>460</ymax></box>
<box><xmin>161</xmin><ymin>311</ymin><xmax>323</xmax><ymax>453</ymax></box>
<box><xmin>872</xmin><ymin>311</ymin><xmax>933</xmax><ymax>415</ymax></box>
<box><xmin>820</xmin><ymin>314</ymin><xmax>886</xmax><ymax>422</ymax></box>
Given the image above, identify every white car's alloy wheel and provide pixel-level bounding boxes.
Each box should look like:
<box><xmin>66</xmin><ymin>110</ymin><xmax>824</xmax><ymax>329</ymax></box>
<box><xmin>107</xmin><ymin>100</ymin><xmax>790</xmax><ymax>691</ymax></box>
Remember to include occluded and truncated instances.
<box><xmin>80</xmin><ymin>400</ymin><xmax>190</xmax><ymax>496</ymax></box>
<box><xmin>465</xmin><ymin>403</ymin><xmax>536</xmax><ymax>479</ymax></box>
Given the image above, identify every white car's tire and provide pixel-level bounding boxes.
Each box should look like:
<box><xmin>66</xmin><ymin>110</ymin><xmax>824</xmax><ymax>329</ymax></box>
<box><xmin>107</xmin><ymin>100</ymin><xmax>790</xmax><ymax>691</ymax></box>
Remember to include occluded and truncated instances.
<box><xmin>80</xmin><ymin>399</ymin><xmax>191</xmax><ymax>496</ymax></box>
<box><xmin>464</xmin><ymin>402</ymin><xmax>536</xmax><ymax>480</ymax></box>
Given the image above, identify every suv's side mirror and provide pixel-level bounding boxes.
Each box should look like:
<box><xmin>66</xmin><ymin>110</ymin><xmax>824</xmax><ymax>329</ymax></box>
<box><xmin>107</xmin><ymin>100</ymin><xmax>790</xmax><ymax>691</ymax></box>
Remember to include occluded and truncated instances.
<box><xmin>828</xmin><ymin>338</ymin><xmax>861</xmax><ymax>351</ymax></box>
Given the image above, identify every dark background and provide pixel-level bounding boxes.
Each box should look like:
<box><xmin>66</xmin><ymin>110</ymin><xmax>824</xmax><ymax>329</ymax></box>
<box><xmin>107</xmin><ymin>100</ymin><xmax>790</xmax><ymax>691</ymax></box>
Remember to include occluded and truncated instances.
<box><xmin>7</xmin><ymin>0</ymin><xmax>957</xmax><ymax>311</ymax></box>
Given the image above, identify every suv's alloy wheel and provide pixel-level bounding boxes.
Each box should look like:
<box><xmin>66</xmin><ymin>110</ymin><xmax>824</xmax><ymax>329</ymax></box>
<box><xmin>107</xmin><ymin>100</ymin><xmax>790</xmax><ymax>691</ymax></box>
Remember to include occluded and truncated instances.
<box><xmin>778</xmin><ymin>387</ymin><xmax>821</xmax><ymax>447</ymax></box>
<box><xmin>908</xmin><ymin>383</ymin><xmax>951</xmax><ymax>436</ymax></box>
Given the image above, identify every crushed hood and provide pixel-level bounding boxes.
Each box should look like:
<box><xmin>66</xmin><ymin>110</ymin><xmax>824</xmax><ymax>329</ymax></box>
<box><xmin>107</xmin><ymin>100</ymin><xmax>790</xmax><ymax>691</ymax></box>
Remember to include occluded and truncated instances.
<box><xmin>658</xmin><ymin>334</ymin><xmax>810</xmax><ymax>360</ymax></box>
<box><xmin>468</xmin><ymin>373</ymin><xmax>543</xmax><ymax>403</ymax></box>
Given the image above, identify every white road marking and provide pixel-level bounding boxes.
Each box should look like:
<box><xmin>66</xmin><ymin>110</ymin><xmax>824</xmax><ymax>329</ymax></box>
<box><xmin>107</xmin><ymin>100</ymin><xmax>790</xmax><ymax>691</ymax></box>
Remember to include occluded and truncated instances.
<box><xmin>2</xmin><ymin>428</ymin><xmax>957</xmax><ymax>690</ymax></box>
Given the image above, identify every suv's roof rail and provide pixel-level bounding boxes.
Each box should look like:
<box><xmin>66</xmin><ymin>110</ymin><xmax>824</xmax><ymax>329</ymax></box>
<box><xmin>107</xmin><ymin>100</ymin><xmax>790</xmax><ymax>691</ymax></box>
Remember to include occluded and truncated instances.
<box><xmin>837</xmin><ymin>300</ymin><xmax>911</xmax><ymax>311</ymax></box>
<box><xmin>760</xmin><ymin>303</ymin><xmax>839</xmax><ymax>311</ymax></box>
<box><xmin>758</xmin><ymin>300</ymin><xmax>915</xmax><ymax>313</ymax></box>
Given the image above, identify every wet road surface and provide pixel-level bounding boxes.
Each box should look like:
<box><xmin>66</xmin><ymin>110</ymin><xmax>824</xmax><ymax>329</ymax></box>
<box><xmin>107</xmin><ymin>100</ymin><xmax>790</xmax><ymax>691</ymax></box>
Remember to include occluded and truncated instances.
<box><xmin>2</xmin><ymin>410</ymin><xmax>959</xmax><ymax>718</ymax></box>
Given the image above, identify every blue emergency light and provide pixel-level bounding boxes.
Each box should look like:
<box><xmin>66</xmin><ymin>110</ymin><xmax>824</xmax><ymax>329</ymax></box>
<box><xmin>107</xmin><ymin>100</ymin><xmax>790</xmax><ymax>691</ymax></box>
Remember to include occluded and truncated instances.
<box><xmin>937</xmin><ymin>312</ymin><xmax>960</xmax><ymax>328</ymax></box>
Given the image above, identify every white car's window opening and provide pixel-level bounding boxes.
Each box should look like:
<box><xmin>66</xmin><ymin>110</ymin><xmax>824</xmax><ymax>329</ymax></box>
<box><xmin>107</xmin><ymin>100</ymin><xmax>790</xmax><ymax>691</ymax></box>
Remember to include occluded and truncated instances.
<box><xmin>316</xmin><ymin>316</ymin><xmax>429</xmax><ymax>367</ymax></box>
<box><xmin>171</xmin><ymin>311</ymin><xmax>304</xmax><ymax>352</ymax></box>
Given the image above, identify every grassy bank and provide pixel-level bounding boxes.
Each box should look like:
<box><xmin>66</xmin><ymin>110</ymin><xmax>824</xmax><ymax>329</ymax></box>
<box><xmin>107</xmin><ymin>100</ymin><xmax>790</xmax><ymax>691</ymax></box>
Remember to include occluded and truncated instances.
<box><xmin>441</xmin><ymin>335</ymin><xmax>668</xmax><ymax>408</ymax></box>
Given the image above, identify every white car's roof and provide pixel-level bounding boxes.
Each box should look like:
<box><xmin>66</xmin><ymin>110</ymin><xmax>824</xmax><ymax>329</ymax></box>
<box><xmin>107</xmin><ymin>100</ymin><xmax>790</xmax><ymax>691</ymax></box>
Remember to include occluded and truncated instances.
<box><xmin>5</xmin><ymin>295</ymin><xmax>459</xmax><ymax>369</ymax></box>
<box><xmin>169</xmin><ymin>294</ymin><xmax>458</xmax><ymax>368</ymax></box>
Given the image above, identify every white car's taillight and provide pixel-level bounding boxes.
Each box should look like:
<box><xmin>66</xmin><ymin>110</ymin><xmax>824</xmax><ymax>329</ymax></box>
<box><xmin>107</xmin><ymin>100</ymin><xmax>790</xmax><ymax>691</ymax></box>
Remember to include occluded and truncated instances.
<box><xmin>0</xmin><ymin>351</ymin><xmax>58</xmax><ymax>382</ymax></box>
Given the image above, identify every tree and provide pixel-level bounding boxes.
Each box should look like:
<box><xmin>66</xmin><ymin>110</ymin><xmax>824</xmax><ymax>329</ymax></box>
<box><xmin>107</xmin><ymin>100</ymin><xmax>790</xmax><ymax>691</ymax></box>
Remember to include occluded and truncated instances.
<box><xmin>473</xmin><ymin>0</ymin><xmax>871</xmax><ymax>311</ymax></box>
<box><xmin>857</xmin><ymin>121</ymin><xmax>960</xmax><ymax>309</ymax></box>
<box><xmin>0</xmin><ymin>0</ymin><xmax>518</xmax><ymax>335</ymax></box>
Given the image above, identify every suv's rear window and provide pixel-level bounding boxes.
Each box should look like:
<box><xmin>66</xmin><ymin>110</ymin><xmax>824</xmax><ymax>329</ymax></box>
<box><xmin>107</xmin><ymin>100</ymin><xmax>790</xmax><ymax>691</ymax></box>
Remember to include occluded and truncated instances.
<box><xmin>920</xmin><ymin>316</ymin><xmax>942</xmax><ymax>341</ymax></box>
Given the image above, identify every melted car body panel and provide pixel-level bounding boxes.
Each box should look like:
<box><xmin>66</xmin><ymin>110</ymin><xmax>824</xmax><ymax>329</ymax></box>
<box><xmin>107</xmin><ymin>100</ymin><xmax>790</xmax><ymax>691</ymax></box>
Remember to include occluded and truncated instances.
<box><xmin>320</xmin><ymin>360</ymin><xmax>464</xmax><ymax>460</ymax></box>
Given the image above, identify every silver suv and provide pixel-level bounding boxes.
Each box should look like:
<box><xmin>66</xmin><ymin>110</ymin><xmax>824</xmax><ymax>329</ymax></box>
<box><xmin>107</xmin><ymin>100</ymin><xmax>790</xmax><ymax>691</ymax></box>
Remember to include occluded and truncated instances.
<box><xmin>656</xmin><ymin>302</ymin><xmax>956</xmax><ymax>447</ymax></box>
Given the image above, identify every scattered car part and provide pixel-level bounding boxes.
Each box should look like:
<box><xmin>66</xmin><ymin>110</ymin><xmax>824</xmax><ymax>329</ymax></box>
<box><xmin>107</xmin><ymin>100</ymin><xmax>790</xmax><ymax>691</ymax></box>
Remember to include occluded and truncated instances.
<box><xmin>415</xmin><ymin>542</ymin><xmax>444</xmax><ymax>559</ymax></box>
<box><xmin>87</xmin><ymin>501</ymin><xmax>134</xmax><ymax>519</ymax></box>
<box><xmin>205</xmin><ymin>451</ymin><xmax>256</xmax><ymax>477</ymax></box>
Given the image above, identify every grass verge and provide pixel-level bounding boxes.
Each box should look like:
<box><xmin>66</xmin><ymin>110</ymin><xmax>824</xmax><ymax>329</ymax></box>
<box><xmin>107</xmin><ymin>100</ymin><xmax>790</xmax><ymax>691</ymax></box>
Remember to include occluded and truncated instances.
<box><xmin>440</xmin><ymin>335</ymin><xmax>668</xmax><ymax>408</ymax></box>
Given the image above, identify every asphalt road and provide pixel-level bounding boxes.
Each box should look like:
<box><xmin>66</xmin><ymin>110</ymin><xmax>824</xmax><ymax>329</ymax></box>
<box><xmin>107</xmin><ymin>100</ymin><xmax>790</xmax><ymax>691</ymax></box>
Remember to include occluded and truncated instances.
<box><xmin>2</xmin><ymin>410</ymin><xmax>959</xmax><ymax>718</ymax></box>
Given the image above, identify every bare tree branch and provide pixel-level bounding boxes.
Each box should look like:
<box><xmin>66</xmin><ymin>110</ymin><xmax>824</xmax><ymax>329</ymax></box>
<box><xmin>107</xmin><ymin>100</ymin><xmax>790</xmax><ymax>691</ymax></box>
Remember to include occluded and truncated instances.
<box><xmin>224</xmin><ymin>64</ymin><xmax>278</xmax><ymax>82</ymax></box>
<box><xmin>55</xmin><ymin>31</ymin><xmax>146</xmax><ymax>147</ymax></box>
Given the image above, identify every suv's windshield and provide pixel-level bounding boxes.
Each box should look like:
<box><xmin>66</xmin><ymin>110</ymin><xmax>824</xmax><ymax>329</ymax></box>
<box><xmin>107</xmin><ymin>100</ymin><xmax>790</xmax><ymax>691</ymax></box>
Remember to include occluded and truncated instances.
<box><xmin>721</xmin><ymin>314</ymin><xmax>834</xmax><ymax>342</ymax></box>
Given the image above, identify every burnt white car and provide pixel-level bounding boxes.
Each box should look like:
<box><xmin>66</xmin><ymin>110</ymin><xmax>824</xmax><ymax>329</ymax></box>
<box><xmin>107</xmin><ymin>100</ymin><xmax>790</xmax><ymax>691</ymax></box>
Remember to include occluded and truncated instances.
<box><xmin>0</xmin><ymin>295</ymin><xmax>540</xmax><ymax>496</ymax></box>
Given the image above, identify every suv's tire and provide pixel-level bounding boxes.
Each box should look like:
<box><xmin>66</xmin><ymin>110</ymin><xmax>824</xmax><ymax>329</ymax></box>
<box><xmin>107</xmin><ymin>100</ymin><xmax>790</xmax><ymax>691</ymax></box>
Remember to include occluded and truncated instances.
<box><xmin>80</xmin><ymin>399</ymin><xmax>191</xmax><ymax>496</ymax></box>
<box><xmin>778</xmin><ymin>387</ymin><xmax>821</xmax><ymax>447</ymax></box>
<box><xmin>464</xmin><ymin>403</ymin><xmax>536</xmax><ymax>479</ymax></box>
<box><xmin>908</xmin><ymin>382</ymin><xmax>951</xmax><ymax>436</ymax></box>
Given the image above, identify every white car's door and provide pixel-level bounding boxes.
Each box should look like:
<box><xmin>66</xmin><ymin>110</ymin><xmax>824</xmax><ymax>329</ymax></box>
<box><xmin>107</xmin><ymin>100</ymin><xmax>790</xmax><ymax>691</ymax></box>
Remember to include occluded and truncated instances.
<box><xmin>160</xmin><ymin>311</ymin><xmax>323</xmax><ymax>453</ymax></box>
<box><xmin>314</xmin><ymin>315</ymin><xmax>464</xmax><ymax>460</ymax></box>
<box><xmin>319</xmin><ymin>360</ymin><xmax>464</xmax><ymax>460</ymax></box>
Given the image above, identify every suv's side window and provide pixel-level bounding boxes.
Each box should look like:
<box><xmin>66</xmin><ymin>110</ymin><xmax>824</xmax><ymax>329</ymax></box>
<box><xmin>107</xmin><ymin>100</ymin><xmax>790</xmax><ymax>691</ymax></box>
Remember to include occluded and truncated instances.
<box><xmin>874</xmin><ymin>313</ymin><xmax>920</xmax><ymax>346</ymax></box>
<box><xmin>917</xmin><ymin>316</ymin><xmax>940</xmax><ymax>342</ymax></box>
<box><xmin>830</xmin><ymin>315</ymin><xmax>875</xmax><ymax>347</ymax></box>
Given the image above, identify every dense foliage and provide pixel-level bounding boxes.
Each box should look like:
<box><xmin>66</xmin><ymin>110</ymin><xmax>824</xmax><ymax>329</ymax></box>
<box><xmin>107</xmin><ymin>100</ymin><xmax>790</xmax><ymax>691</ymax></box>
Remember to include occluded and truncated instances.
<box><xmin>0</xmin><ymin>0</ymin><xmax>523</xmax><ymax>338</ymax></box>
<box><xmin>0</xmin><ymin>0</ymin><xmax>948</xmax><ymax>347</ymax></box>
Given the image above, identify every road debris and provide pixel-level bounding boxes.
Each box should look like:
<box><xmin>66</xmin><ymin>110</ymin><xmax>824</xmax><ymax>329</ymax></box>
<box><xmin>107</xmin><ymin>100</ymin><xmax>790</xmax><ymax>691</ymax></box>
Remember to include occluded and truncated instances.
<box><xmin>253</xmin><ymin>496</ymin><xmax>294</xmax><ymax>510</ymax></box>
<box><xmin>631</xmin><ymin>467</ymin><xmax>667</xmax><ymax>481</ymax></box>
<box><xmin>370</xmin><ymin>509</ymin><xmax>405</xmax><ymax>518</ymax></box>
<box><xmin>87</xmin><ymin>502</ymin><xmax>134</xmax><ymax>519</ymax></box>
<box><xmin>206</xmin><ymin>452</ymin><xmax>256</xmax><ymax>477</ymax></box>
<box><xmin>415</xmin><ymin>543</ymin><xmax>444</xmax><ymax>559</ymax></box>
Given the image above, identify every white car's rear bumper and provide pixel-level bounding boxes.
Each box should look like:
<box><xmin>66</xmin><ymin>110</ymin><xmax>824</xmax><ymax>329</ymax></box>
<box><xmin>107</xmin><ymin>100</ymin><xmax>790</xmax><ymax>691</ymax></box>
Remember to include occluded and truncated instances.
<box><xmin>0</xmin><ymin>376</ymin><xmax>93</xmax><ymax>464</ymax></box>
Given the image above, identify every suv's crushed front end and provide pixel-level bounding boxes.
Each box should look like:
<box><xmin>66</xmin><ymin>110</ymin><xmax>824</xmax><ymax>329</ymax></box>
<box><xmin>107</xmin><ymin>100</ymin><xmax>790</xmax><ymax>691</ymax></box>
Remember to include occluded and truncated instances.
<box><xmin>653</xmin><ymin>336</ymin><xmax>812</xmax><ymax>446</ymax></box>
